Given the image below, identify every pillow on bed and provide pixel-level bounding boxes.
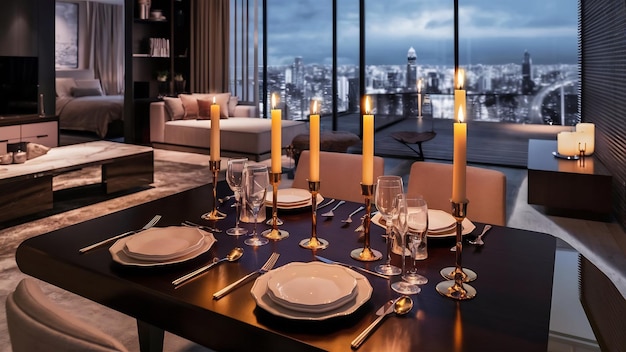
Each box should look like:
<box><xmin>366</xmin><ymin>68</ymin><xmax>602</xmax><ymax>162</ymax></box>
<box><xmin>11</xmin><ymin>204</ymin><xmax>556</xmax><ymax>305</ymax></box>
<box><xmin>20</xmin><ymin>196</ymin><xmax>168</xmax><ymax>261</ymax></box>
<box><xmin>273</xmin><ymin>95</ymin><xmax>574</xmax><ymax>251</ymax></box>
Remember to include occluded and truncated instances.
<box><xmin>193</xmin><ymin>93</ymin><xmax>230</xmax><ymax>118</ymax></box>
<box><xmin>75</xmin><ymin>79</ymin><xmax>104</xmax><ymax>95</ymax></box>
<box><xmin>163</xmin><ymin>97</ymin><xmax>185</xmax><ymax>120</ymax></box>
<box><xmin>71</xmin><ymin>87</ymin><xmax>103</xmax><ymax>97</ymax></box>
<box><xmin>55</xmin><ymin>78</ymin><xmax>77</xmax><ymax>97</ymax></box>
<box><xmin>179</xmin><ymin>94</ymin><xmax>199</xmax><ymax>119</ymax></box>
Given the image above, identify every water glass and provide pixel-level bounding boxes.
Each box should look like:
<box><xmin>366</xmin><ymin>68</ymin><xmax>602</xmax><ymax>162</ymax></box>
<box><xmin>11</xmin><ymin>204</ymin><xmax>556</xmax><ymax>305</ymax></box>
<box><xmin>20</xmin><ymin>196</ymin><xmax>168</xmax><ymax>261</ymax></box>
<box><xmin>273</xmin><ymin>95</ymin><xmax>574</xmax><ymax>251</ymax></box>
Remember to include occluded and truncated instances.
<box><xmin>226</xmin><ymin>158</ymin><xmax>248</xmax><ymax>236</ymax></box>
<box><xmin>374</xmin><ymin>175</ymin><xmax>404</xmax><ymax>275</ymax></box>
<box><xmin>402</xmin><ymin>195</ymin><xmax>428</xmax><ymax>284</ymax></box>
<box><xmin>242</xmin><ymin>163</ymin><xmax>269</xmax><ymax>247</ymax></box>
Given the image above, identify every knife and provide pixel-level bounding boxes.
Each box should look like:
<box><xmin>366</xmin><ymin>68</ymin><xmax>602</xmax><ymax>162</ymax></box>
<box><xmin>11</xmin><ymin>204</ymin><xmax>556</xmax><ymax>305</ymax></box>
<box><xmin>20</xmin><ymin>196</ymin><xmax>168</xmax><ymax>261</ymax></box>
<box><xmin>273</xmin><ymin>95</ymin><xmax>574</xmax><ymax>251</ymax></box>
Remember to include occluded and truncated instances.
<box><xmin>315</xmin><ymin>255</ymin><xmax>390</xmax><ymax>280</ymax></box>
<box><xmin>351</xmin><ymin>299</ymin><xmax>396</xmax><ymax>349</ymax></box>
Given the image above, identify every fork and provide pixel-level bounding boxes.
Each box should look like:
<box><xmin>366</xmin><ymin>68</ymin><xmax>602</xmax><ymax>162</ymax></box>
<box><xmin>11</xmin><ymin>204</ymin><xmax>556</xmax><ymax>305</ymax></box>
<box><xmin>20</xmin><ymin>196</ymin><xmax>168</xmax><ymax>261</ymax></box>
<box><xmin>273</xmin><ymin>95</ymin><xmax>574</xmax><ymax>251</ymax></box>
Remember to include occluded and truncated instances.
<box><xmin>213</xmin><ymin>252</ymin><xmax>280</xmax><ymax>300</ymax></box>
<box><xmin>182</xmin><ymin>220</ymin><xmax>222</xmax><ymax>233</ymax></box>
<box><xmin>341</xmin><ymin>206</ymin><xmax>365</xmax><ymax>224</ymax></box>
<box><xmin>79</xmin><ymin>215</ymin><xmax>161</xmax><ymax>253</ymax></box>
<box><xmin>321</xmin><ymin>200</ymin><xmax>346</xmax><ymax>217</ymax></box>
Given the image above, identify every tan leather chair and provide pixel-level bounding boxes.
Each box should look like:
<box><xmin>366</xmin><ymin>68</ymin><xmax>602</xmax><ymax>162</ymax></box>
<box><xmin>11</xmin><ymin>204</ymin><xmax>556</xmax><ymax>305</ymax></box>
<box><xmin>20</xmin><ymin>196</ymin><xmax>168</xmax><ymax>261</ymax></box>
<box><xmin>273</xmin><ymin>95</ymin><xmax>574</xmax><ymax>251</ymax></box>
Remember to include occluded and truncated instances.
<box><xmin>6</xmin><ymin>278</ymin><xmax>128</xmax><ymax>352</ymax></box>
<box><xmin>407</xmin><ymin>161</ymin><xmax>506</xmax><ymax>226</ymax></box>
<box><xmin>292</xmin><ymin>151</ymin><xmax>385</xmax><ymax>203</ymax></box>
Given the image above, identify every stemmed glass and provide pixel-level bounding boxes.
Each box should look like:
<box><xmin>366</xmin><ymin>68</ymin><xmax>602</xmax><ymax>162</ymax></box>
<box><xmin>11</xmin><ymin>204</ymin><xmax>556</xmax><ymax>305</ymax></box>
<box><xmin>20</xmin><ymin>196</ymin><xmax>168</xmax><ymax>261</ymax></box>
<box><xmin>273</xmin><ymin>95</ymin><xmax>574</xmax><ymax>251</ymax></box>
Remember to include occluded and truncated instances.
<box><xmin>374</xmin><ymin>176</ymin><xmax>404</xmax><ymax>275</ymax></box>
<box><xmin>242</xmin><ymin>163</ymin><xmax>269</xmax><ymax>247</ymax></box>
<box><xmin>226</xmin><ymin>158</ymin><xmax>248</xmax><ymax>236</ymax></box>
<box><xmin>391</xmin><ymin>194</ymin><xmax>428</xmax><ymax>295</ymax></box>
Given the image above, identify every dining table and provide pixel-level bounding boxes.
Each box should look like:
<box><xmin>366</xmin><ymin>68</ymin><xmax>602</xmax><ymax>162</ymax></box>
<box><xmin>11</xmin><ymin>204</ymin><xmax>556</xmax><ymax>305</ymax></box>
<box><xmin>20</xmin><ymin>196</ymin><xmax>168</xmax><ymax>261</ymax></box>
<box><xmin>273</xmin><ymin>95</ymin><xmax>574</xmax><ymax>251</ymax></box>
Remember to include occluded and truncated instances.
<box><xmin>15</xmin><ymin>182</ymin><xmax>556</xmax><ymax>352</ymax></box>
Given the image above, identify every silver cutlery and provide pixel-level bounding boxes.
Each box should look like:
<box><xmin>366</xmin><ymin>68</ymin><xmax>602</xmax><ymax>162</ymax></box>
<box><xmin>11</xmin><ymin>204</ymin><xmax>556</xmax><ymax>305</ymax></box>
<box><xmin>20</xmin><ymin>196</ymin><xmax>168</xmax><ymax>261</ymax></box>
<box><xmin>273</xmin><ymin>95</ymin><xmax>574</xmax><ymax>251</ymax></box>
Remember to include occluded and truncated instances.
<box><xmin>182</xmin><ymin>220</ymin><xmax>222</xmax><ymax>233</ymax></box>
<box><xmin>173</xmin><ymin>247</ymin><xmax>244</xmax><ymax>286</ymax></box>
<box><xmin>316</xmin><ymin>198</ymin><xmax>336</xmax><ymax>209</ymax></box>
<box><xmin>213</xmin><ymin>252</ymin><xmax>280</xmax><ymax>300</ymax></box>
<box><xmin>354</xmin><ymin>212</ymin><xmax>379</xmax><ymax>232</ymax></box>
<box><xmin>341</xmin><ymin>206</ymin><xmax>365</xmax><ymax>224</ymax></box>
<box><xmin>315</xmin><ymin>255</ymin><xmax>389</xmax><ymax>279</ymax></box>
<box><xmin>469</xmin><ymin>224</ymin><xmax>492</xmax><ymax>246</ymax></box>
<box><xmin>218</xmin><ymin>194</ymin><xmax>234</xmax><ymax>205</ymax></box>
<box><xmin>79</xmin><ymin>215</ymin><xmax>161</xmax><ymax>253</ymax></box>
<box><xmin>351</xmin><ymin>296</ymin><xmax>413</xmax><ymax>349</ymax></box>
<box><xmin>321</xmin><ymin>200</ymin><xmax>346</xmax><ymax>217</ymax></box>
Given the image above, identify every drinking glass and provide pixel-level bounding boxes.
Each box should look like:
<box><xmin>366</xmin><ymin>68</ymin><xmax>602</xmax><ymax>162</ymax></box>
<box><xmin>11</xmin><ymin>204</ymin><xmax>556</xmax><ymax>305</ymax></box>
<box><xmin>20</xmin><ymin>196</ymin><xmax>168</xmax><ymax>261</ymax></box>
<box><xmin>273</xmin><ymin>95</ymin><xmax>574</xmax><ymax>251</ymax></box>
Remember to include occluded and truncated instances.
<box><xmin>374</xmin><ymin>176</ymin><xmax>404</xmax><ymax>275</ymax></box>
<box><xmin>242</xmin><ymin>163</ymin><xmax>269</xmax><ymax>246</ymax></box>
<box><xmin>226</xmin><ymin>158</ymin><xmax>248</xmax><ymax>236</ymax></box>
<box><xmin>391</xmin><ymin>194</ymin><xmax>424</xmax><ymax>295</ymax></box>
<box><xmin>392</xmin><ymin>196</ymin><xmax>428</xmax><ymax>293</ymax></box>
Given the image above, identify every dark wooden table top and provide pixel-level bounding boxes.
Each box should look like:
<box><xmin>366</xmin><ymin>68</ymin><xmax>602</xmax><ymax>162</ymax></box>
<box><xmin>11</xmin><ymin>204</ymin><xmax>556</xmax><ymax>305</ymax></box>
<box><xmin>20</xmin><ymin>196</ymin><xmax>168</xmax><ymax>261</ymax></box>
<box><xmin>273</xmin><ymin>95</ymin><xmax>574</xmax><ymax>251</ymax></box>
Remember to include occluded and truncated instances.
<box><xmin>16</xmin><ymin>182</ymin><xmax>556</xmax><ymax>352</ymax></box>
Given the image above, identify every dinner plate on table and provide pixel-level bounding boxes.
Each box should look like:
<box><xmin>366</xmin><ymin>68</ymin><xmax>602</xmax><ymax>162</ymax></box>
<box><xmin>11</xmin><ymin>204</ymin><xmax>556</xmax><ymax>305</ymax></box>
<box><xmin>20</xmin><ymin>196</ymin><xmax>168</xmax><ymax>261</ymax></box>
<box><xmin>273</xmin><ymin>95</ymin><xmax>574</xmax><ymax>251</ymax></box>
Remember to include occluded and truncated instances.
<box><xmin>124</xmin><ymin>226</ymin><xmax>206</xmax><ymax>261</ymax></box>
<box><xmin>251</xmin><ymin>262</ymin><xmax>373</xmax><ymax>320</ymax></box>
<box><xmin>265</xmin><ymin>262</ymin><xmax>358</xmax><ymax>313</ymax></box>
<box><xmin>265</xmin><ymin>188</ymin><xmax>324</xmax><ymax>209</ymax></box>
<box><xmin>371</xmin><ymin>211</ymin><xmax>476</xmax><ymax>237</ymax></box>
<box><xmin>109</xmin><ymin>227</ymin><xmax>216</xmax><ymax>267</ymax></box>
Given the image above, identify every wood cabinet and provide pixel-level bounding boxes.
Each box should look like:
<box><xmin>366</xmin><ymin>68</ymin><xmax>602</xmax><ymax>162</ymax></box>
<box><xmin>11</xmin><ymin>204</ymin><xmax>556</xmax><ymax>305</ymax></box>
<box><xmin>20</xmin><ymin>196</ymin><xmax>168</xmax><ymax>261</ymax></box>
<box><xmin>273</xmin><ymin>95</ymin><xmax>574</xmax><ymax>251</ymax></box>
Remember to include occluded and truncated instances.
<box><xmin>0</xmin><ymin>116</ymin><xmax>58</xmax><ymax>154</ymax></box>
<box><xmin>130</xmin><ymin>0</ymin><xmax>191</xmax><ymax>99</ymax></box>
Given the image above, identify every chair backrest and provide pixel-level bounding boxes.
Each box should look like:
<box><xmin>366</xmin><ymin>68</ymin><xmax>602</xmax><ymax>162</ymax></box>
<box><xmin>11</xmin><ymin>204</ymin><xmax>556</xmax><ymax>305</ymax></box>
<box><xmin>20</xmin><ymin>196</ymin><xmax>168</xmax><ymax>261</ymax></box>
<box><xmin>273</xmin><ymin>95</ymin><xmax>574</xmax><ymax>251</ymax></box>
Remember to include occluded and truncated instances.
<box><xmin>292</xmin><ymin>150</ymin><xmax>385</xmax><ymax>203</ymax></box>
<box><xmin>6</xmin><ymin>278</ymin><xmax>128</xmax><ymax>352</ymax></box>
<box><xmin>407</xmin><ymin>161</ymin><xmax>506</xmax><ymax>226</ymax></box>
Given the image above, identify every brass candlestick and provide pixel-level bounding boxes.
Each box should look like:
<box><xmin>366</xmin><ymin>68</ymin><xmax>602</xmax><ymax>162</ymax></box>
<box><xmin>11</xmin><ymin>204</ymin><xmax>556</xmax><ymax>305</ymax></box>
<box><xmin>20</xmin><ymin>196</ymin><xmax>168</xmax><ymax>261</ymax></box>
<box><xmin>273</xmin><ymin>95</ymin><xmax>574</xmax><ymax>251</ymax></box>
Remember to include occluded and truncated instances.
<box><xmin>299</xmin><ymin>180</ymin><xmax>328</xmax><ymax>249</ymax></box>
<box><xmin>436</xmin><ymin>200</ymin><xmax>477</xmax><ymax>300</ymax></box>
<box><xmin>262</xmin><ymin>172</ymin><xmax>289</xmax><ymax>240</ymax></box>
<box><xmin>201</xmin><ymin>160</ymin><xmax>227</xmax><ymax>221</ymax></box>
<box><xmin>350</xmin><ymin>183</ymin><xmax>382</xmax><ymax>261</ymax></box>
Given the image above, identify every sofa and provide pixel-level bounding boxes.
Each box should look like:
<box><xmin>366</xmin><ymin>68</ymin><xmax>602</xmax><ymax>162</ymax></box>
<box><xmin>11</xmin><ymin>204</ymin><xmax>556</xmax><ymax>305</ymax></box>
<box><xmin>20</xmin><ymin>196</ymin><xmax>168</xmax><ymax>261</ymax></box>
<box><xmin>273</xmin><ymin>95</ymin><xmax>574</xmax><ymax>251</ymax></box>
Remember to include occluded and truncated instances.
<box><xmin>150</xmin><ymin>93</ymin><xmax>308</xmax><ymax>161</ymax></box>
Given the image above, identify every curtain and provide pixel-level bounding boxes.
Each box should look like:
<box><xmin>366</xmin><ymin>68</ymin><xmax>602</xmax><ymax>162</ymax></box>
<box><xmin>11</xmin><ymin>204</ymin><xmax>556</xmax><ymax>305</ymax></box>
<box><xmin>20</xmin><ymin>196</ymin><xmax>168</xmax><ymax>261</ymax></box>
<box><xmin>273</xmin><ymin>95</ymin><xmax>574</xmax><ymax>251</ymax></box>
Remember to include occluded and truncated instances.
<box><xmin>87</xmin><ymin>2</ymin><xmax>124</xmax><ymax>95</ymax></box>
<box><xmin>191</xmin><ymin>0</ymin><xmax>230</xmax><ymax>93</ymax></box>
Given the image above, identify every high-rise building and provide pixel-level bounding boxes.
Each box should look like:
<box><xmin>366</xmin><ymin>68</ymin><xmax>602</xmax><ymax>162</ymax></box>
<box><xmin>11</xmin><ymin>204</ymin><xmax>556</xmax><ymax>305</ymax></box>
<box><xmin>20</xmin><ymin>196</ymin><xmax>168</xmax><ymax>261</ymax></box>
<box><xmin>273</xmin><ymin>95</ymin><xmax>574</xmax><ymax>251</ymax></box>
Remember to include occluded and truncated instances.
<box><xmin>521</xmin><ymin>50</ymin><xmax>534</xmax><ymax>95</ymax></box>
<box><xmin>293</xmin><ymin>56</ymin><xmax>304</xmax><ymax>90</ymax></box>
<box><xmin>406</xmin><ymin>46</ymin><xmax>417</xmax><ymax>90</ymax></box>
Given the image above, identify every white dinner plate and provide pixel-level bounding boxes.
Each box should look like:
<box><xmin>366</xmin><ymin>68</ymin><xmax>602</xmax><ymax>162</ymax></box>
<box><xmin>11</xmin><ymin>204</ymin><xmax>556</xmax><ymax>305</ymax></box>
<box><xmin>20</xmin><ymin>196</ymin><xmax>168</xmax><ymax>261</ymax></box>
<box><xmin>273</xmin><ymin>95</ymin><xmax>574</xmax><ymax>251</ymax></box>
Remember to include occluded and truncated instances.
<box><xmin>251</xmin><ymin>264</ymin><xmax>373</xmax><ymax>320</ymax></box>
<box><xmin>427</xmin><ymin>210</ymin><xmax>456</xmax><ymax>231</ymax></box>
<box><xmin>265</xmin><ymin>188</ymin><xmax>324</xmax><ymax>209</ymax></box>
<box><xmin>266</xmin><ymin>262</ymin><xmax>357</xmax><ymax>312</ymax></box>
<box><xmin>124</xmin><ymin>226</ymin><xmax>205</xmax><ymax>261</ymax></box>
<box><xmin>371</xmin><ymin>212</ymin><xmax>476</xmax><ymax>238</ymax></box>
<box><xmin>109</xmin><ymin>231</ymin><xmax>216</xmax><ymax>267</ymax></box>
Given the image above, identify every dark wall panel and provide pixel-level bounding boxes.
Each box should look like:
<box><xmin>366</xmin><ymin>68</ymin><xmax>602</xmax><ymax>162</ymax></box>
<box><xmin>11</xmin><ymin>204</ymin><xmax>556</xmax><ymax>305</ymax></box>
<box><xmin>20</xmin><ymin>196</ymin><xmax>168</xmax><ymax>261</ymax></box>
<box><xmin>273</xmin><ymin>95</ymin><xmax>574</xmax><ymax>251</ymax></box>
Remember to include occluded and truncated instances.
<box><xmin>581</xmin><ymin>0</ymin><xmax>626</xmax><ymax>228</ymax></box>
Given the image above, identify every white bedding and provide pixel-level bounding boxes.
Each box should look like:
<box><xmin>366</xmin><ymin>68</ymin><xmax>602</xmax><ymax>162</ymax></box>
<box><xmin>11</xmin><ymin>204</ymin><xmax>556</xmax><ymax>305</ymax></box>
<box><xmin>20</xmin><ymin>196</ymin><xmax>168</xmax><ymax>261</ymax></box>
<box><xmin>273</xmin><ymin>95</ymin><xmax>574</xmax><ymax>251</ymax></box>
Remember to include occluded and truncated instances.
<box><xmin>56</xmin><ymin>95</ymin><xmax>123</xmax><ymax>138</ymax></box>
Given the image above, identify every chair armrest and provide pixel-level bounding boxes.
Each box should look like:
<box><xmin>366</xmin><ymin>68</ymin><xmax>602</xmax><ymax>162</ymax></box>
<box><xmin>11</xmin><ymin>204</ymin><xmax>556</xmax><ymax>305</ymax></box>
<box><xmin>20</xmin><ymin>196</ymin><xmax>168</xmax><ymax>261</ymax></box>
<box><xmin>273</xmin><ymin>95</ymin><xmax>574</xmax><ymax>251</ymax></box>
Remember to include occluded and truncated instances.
<box><xmin>150</xmin><ymin>102</ymin><xmax>168</xmax><ymax>143</ymax></box>
<box><xmin>233</xmin><ymin>104</ymin><xmax>258</xmax><ymax>117</ymax></box>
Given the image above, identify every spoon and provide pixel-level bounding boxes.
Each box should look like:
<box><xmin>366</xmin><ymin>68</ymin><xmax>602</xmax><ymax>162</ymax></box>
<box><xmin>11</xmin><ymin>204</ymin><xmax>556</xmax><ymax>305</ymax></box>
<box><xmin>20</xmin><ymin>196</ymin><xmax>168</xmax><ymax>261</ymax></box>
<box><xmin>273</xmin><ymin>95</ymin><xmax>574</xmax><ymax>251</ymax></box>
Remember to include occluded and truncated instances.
<box><xmin>469</xmin><ymin>224</ymin><xmax>492</xmax><ymax>246</ymax></box>
<box><xmin>351</xmin><ymin>296</ymin><xmax>413</xmax><ymax>349</ymax></box>
<box><xmin>173</xmin><ymin>247</ymin><xmax>244</xmax><ymax>286</ymax></box>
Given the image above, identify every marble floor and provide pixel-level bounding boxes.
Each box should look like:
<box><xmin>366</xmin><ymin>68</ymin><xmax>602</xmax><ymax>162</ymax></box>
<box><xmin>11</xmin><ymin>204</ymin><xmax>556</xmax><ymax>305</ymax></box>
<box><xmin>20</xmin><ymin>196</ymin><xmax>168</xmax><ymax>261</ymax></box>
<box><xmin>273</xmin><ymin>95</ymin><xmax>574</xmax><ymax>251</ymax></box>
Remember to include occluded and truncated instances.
<box><xmin>1</xmin><ymin>148</ymin><xmax>623</xmax><ymax>351</ymax></box>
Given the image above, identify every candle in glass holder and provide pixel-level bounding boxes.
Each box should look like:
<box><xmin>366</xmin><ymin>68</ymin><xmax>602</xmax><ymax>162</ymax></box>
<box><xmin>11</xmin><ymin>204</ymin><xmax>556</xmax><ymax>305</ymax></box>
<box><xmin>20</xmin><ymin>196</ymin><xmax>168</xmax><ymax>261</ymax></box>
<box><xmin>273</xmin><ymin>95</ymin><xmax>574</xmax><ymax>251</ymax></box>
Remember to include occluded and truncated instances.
<box><xmin>210</xmin><ymin>96</ymin><xmax>220</xmax><ymax>161</ymax></box>
<box><xmin>309</xmin><ymin>100</ymin><xmax>320</xmax><ymax>182</ymax></box>
<box><xmin>271</xmin><ymin>93</ymin><xmax>282</xmax><ymax>173</ymax></box>
<box><xmin>362</xmin><ymin>96</ymin><xmax>374</xmax><ymax>185</ymax></box>
<box><xmin>452</xmin><ymin>102</ymin><xmax>467</xmax><ymax>204</ymax></box>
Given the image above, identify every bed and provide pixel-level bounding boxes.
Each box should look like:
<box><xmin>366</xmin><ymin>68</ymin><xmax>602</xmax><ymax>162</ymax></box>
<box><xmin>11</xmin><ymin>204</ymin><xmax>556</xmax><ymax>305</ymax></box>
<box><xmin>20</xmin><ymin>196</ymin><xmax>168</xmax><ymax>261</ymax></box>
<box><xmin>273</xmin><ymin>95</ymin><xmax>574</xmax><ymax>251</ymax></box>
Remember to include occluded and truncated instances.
<box><xmin>55</xmin><ymin>70</ymin><xmax>124</xmax><ymax>138</ymax></box>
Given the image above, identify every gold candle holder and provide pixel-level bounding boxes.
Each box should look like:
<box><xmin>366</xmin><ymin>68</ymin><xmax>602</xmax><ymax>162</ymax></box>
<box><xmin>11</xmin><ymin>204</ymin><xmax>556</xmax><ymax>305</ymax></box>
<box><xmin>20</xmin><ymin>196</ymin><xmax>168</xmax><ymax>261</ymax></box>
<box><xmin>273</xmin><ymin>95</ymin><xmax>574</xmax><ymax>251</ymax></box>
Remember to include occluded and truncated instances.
<box><xmin>299</xmin><ymin>180</ymin><xmax>328</xmax><ymax>249</ymax></box>
<box><xmin>201</xmin><ymin>160</ymin><xmax>227</xmax><ymax>221</ymax></box>
<box><xmin>262</xmin><ymin>172</ymin><xmax>289</xmax><ymax>240</ymax></box>
<box><xmin>350</xmin><ymin>183</ymin><xmax>382</xmax><ymax>261</ymax></box>
<box><xmin>436</xmin><ymin>200</ymin><xmax>477</xmax><ymax>300</ymax></box>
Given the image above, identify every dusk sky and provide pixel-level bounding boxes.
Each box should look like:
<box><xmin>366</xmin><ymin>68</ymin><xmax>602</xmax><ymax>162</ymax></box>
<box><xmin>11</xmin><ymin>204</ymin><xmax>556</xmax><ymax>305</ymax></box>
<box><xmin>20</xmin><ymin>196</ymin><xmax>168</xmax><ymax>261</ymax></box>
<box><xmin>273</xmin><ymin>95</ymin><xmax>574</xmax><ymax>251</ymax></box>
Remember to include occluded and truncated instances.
<box><xmin>264</xmin><ymin>0</ymin><xmax>578</xmax><ymax>67</ymax></box>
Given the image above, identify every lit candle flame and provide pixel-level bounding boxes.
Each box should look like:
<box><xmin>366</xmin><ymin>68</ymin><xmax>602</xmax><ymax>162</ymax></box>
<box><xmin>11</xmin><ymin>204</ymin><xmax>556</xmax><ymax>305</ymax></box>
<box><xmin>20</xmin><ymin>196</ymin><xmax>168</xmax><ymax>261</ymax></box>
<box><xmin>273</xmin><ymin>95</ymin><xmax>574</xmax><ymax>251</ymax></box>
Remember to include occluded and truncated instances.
<box><xmin>456</xmin><ymin>68</ymin><xmax>465</xmax><ymax>90</ymax></box>
<box><xmin>365</xmin><ymin>96</ymin><xmax>371</xmax><ymax>114</ymax></box>
<box><xmin>458</xmin><ymin>106</ymin><xmax>465</xmax><ymax>123</ymax></box>
<box><xmin>312</xmin><ymin>99</ymin><xmax>318</xmax><ymax>115</ymax></box>
<box><xmin>271</xmin><ymin>93</ymin><xmax>278</xmax><ymax>109</ymax></box>
<box><xmin>212</xmin><ymin>96</ymin><xmax>216</xmax><ymax>104</ymax></box>
<box><xmin>418</xmin><ymin>78</ymin><xmax>423</xmax><ymax>93</ymax></box>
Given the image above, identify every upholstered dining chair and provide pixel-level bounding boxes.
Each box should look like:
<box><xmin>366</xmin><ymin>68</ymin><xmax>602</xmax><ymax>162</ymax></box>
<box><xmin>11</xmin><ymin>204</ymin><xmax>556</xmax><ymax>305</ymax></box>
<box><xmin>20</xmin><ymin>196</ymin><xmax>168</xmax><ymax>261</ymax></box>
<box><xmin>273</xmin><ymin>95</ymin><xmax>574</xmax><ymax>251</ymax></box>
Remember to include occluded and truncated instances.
<box><xmin>6</xmin><ymin>278</ymin><xmax>129</xmax><ymax>352</ymax></box>
<box><xmin>292</xmin><ymin>150</ymin><xmax>385</xmax><ymax>203</ymax></box>
<box><xmin>407</xmin><ymin>161</ymin><xmax>506</xmax><ymax>226</ymax></box>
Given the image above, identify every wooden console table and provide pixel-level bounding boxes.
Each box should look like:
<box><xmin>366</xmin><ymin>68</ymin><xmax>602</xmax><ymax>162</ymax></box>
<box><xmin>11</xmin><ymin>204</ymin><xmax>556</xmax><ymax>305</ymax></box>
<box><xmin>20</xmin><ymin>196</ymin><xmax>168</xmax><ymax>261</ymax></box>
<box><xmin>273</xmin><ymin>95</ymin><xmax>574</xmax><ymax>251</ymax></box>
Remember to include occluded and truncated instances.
<box><xmin>527</xmin><ymin>139</ymin><xmax>612</xmax><ymax>216</ymax></box>
<box><xmin>0</xmin><ymin>141</ymin><xmax>153</xmax><ymax>222</ymax></box>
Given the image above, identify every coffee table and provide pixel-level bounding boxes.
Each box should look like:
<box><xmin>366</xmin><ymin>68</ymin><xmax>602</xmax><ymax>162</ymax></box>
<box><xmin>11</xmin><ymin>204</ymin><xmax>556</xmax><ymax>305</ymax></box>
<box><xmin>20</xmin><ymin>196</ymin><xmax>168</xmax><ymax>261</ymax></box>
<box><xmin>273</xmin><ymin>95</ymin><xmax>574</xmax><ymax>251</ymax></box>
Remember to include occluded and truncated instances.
<box><xmin>0</xmin><ymin>141</ymin><xmax>153</xmax><ymax>222</ymax></box>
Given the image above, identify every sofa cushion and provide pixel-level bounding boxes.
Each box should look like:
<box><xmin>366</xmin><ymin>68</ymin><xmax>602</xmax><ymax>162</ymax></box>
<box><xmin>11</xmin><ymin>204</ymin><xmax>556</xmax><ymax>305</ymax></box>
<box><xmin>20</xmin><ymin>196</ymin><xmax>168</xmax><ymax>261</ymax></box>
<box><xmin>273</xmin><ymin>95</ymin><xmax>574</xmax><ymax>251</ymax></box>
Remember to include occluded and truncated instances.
<box><xmin>179</xmin><ymin>94</ymin><xmax>199</xmax><ymax>119</ymax></box>
<box><xmin>197</xmin><ymin>99</ymin><xmax>229</xmax><ymax>119</ymax></box>
<box><xmin>228</xmin><ymin>96</ymin><xmax>238</xmax><ymax>116</ymax></box>
<box><xmin>193</xmin><ymin>93</ymin><xmax>230</xmax><ymax>118</ymax></box>
<box><xmin>163</xmin><ymin>97</ymin><xmax>185</xmax><ymax>120</ymax></box>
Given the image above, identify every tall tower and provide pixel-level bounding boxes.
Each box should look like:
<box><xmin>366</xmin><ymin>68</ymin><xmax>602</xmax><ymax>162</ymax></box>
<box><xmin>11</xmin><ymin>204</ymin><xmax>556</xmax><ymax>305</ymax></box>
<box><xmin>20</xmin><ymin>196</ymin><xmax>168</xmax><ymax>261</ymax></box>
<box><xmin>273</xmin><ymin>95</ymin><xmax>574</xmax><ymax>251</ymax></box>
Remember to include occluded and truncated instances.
<box><xmin>406</xmin><ymin>47</ymin><xmax>417</xmax><ymax>91</ymax></box>
<box><xmin>521</xmin><ymin>50</ymin><xmax>534</xmax><ymax>95</ymax></box>
<box><xmin>293</xmin><ymin>56</ymin><xmax>304</xmax><ymax>91</ymax></box>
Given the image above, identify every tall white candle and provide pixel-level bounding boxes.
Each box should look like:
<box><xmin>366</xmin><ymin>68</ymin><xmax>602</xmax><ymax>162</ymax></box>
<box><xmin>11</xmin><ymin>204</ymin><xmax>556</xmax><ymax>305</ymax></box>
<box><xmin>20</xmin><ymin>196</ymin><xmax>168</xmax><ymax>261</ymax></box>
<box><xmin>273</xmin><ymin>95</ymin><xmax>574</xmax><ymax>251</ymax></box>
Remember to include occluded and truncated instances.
<box><xmin>210</xmin><ymin>96</ymin><xmax>220</xmax><ymax>161</ymax></box>
<box><xmin>309</xmin><ymin>100</ymin><xmax>320</xmax><ymax>182</ymax></box>
<box><xmin>362</xmin><ymin>96</ymin><xmax>374</xmax><ymax>185</ymax></box>
<box><xmin>271</xmin><ymin>94</ymin><xmax>282</xmax><ymax>173</ymax></box>
<box><xmin>452</xmin><ymin>107</ymin><xmax>467</xmax><ymax>203</ymax></box>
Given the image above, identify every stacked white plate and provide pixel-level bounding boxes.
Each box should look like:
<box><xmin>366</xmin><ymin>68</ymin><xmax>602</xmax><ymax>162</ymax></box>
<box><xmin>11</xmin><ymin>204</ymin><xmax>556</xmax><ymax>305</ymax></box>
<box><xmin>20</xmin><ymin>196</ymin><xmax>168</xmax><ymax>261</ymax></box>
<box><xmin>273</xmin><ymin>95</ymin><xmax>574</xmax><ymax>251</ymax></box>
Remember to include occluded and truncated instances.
<box><xmin>251</xmin><ymin>262</ymin><xmax>373</xmax><ymax>320</ymax></box>
<box><xmin>265</xmin><ymin>188</ymin><xmax>323</xmax><ymax>209</ymax></box>
<box><xmin>109</xmin><ymin>226</ymin><xmax>216</xmax><ymax>266</ymax></box>
<box><xmin>371</xmin><ymin>210</ymin><xmax>476</xmax><ymax>238</ymax></box>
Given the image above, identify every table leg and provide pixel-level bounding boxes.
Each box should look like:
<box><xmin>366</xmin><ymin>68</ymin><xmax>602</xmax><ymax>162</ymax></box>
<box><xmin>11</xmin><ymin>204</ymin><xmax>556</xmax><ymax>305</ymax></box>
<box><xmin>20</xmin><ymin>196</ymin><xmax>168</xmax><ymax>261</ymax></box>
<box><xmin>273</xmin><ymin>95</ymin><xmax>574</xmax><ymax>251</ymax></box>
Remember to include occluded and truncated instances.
<box><xmin>137</xmin><ymin>320</ymin><xmax>164</xmax><ymax>352</ymax></box>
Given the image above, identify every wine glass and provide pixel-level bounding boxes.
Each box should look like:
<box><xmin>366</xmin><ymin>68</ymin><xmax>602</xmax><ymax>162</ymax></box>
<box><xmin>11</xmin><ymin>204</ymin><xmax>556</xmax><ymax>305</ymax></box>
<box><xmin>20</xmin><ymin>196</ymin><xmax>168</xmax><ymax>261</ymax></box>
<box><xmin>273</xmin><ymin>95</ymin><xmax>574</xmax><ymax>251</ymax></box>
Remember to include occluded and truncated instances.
<box><xmin>242</xmin><ymin>163</ymin><xmax>269</xmax><ymax>247</ymax></box>
<box><xmin>391</xmin><ymin>196</ymin><xmax>428</xmax><ymax>294</ymax></box>
<box><xmin>226</xmin><ymin>158</ymin><xmax>248</xmax><ymax>236</ymax></box>
<box><xmin>391</xmin><ymin>194</ymin><xmax>423</xmax><ymax>295</ymax></box>
<box><xmin>374</xmin><ymin>176</ymin><xmax>404</xmax><ymax>275</ymax></box>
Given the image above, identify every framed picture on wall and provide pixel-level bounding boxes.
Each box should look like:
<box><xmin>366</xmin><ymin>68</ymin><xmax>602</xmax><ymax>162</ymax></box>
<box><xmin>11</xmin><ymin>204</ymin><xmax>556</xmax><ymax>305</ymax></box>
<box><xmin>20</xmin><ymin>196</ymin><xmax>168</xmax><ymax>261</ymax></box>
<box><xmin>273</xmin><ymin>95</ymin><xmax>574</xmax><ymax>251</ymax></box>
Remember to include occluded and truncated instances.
<box><xmin>55</xmin><ymin>2</ymin><xmax>78</xmax><ymax>69</ymax></box>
